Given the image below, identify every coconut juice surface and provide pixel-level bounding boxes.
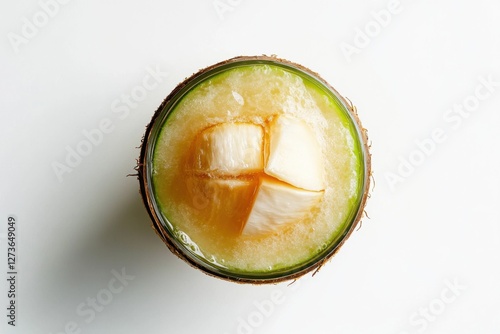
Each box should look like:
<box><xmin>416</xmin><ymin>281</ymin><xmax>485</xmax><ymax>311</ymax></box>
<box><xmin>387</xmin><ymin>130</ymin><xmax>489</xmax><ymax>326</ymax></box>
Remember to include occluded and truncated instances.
<box><xmin>152</xmin><ymin>64</ymin><xmax>363</xmax><ymax>273</ymax></box>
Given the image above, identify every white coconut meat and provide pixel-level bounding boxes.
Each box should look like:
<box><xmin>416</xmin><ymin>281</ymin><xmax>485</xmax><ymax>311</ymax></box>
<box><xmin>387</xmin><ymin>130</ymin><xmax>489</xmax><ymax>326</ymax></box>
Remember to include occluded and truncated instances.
<box><xmin>264</xmin><ymin>114</ymin><xmax>325</xmax><ymax>192</ymax></box>
<box><xmin>189</xmin><ymin>115</ymin><xmax>326</xmax><ymax>236</ymax></box>
<box><xmin>191</xmin><ymin>122</ymin><xmax>264</xmax><ymax>176</ymax></box>
<box><xmin>242</xmin><ymin>176</ymin><xmax>324</xmax><ymax>236</ymax></box>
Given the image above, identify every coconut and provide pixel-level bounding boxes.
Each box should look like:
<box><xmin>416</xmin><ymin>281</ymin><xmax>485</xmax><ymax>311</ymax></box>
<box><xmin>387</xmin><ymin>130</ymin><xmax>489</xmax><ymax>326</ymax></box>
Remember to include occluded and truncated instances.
<box><xmin>136</xmin><ymin>55</ymin><xmax>371</xmax><ymax>284</ymax></box>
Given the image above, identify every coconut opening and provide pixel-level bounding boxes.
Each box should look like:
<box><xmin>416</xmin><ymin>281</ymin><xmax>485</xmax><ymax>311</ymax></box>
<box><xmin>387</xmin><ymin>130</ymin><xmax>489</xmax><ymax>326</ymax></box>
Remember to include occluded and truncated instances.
<box><xmin>137</xmin><ymin>55</ymin><xmax>371</xmax><ymax>284</ymax></box>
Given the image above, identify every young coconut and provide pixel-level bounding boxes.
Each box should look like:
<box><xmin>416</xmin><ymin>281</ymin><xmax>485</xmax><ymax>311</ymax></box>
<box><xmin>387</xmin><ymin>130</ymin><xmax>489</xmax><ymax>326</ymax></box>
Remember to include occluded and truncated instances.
<box><xmin>137</xmin><ymin>55</ymin><xmax>371</xmax><ymax>284</ymax></box>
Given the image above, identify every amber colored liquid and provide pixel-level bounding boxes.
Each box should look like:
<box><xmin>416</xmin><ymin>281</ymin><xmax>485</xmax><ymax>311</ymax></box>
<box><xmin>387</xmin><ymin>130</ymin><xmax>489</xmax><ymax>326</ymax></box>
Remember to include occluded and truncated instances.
<box><xmin>152</xmin><ymin>65</ymin><xmax>361</xmax><ymax>272</ymax></box>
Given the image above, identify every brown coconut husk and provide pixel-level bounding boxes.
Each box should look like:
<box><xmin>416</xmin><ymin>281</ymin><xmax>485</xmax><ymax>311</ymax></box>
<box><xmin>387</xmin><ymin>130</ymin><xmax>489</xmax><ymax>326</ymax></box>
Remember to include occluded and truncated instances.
<box><xmin>136</xmin><ymin>55</ymin><xmax>372</xmax><ymax>284</ymax></box>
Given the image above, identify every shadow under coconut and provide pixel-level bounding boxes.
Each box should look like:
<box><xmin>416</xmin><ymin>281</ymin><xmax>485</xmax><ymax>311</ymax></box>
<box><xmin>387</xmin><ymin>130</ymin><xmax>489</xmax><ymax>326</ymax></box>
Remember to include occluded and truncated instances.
<box><xmin>37</xmin><ymin>178</ymin><xmax>296</xmax><ymax>334</ymax></box>
<box><xmin>41</xmin><ymin>183</ymin><xmax>204</xmax><ymax>311</ymax></box>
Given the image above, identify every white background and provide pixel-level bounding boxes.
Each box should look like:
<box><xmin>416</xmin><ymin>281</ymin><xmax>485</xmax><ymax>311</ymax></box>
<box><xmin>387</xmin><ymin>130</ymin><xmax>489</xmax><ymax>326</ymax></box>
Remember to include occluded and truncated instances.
<box><xmin>1</xmin><ymin>0</ymin><xmax>499</xmax><ymax>333</ymax></box>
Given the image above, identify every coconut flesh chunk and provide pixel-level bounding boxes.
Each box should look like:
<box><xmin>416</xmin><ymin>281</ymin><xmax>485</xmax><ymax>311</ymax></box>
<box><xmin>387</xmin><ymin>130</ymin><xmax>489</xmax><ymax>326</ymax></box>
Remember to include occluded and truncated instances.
<box><xmin>264</xmin><ymin>114</ymin><xmax>325</xmax><ymax>192</ymax></box>
<box><xmin>191</xmin><ymin>122</ymin><xmax>264</xmax><ymax>176</ymax></box>
<box><xmin>241</xmin><ymin>176</ymin><xmax>323</xmax><ymax>236</ymax></box>
<box><xmin>197</xmin><ymin>178</ymin><xmax>257</xmax><ymax>235</ymax></box>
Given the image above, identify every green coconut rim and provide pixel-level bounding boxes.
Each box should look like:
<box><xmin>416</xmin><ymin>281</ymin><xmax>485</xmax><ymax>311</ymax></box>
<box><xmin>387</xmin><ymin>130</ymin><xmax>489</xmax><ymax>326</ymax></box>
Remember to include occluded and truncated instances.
<box><xmin>142</xmin><ymin>57</ymin><xmax>369</xmax><ymax>282</ymax></box>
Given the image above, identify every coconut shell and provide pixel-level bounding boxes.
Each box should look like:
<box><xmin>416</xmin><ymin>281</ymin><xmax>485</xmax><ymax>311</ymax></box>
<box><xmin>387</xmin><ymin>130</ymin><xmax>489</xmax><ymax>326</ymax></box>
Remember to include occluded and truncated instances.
<box><xmin>137</xmin><ymin>55</ymin><xmax>372</xmax><ymax>284</ymax></box>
